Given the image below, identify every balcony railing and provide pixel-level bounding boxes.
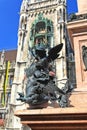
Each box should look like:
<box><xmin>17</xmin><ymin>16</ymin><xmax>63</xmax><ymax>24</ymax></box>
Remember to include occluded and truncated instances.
<box><xmin>21</xmin><ymin>0</ymin><xmax>60</xmax><ymax>13</ymax></box>
<box><xmin>68</xmin><ymin>13</ymin><xmax>87</xmax><ymax>22</ymax></box>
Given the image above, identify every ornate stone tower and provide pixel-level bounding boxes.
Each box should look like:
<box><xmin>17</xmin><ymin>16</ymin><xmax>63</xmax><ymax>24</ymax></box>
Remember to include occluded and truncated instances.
<box><xmin>11</xmin><ymin>0</ymin><xmax>67</xmax><ymax>104</ymax></box>
<box><xmin>15</xmin><ymin>0</ymin><xmax>67</xmax><ymax>90</ymax></box>
<box><xmin>7</xmin><ymin>0</ymin><xmax>68</xmax><ymax>129</ymax></box>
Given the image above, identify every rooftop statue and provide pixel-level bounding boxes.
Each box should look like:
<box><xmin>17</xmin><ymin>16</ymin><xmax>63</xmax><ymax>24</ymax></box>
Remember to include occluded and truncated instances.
<box><xmin>17</xmin><ymin>43</ymin><xmax>70</xmax><ymax>108</ymax></box>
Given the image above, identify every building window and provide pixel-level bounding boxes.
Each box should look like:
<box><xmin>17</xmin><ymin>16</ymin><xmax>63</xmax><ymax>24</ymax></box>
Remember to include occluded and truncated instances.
<box><xmin>9</xmin><ymin>75</ymin><xmax>14</xmax><ymax>87</ymax></box>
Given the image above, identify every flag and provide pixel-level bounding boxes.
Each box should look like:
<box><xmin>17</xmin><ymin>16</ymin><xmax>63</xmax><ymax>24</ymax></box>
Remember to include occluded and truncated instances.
<box><xmin>2</xmin><ymin>61</ymin><xmax>10</xmax><ymax>106</ymax></box>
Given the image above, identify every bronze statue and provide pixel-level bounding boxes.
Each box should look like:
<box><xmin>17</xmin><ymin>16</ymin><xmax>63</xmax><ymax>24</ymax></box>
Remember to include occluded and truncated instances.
<box><xmin>17</xmin><ymin>43</ymin><xmax>70</xmax><ymax>108</ymax></box>
<box><xmin>82</xmin><ymin>45</ymin><xmax>87</xmax><ymax>71</ymax></box>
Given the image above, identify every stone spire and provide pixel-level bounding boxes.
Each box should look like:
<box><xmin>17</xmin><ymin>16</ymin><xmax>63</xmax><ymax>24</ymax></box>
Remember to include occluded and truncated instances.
<box><xmin>0</xmin><ymin>50</ymin><xmax>5</xmax><ymax>66</ymax></box>
<box><xmin>20</xmin><ymin>0</ymin><xmax>29</xmax><ymax>12</ymax></box>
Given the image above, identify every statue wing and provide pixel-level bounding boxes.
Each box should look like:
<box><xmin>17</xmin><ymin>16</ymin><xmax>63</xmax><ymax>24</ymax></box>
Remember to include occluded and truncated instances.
<box><xmin>47</xmin><ymin>43</ymin><xmax>63</xmax><ymax>62</ymax></box>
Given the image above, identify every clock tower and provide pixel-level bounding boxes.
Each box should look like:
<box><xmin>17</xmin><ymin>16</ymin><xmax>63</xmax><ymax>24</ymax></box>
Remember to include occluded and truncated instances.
<box><xmin>14</xmin><ymin>0</ymin><xmax>67</xmax><ymax>90</ymax></box>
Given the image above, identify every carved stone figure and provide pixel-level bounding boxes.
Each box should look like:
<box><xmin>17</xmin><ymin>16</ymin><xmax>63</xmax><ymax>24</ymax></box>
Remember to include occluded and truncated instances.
<box><xmin>82</xmin><ymin>45</ymin><xmax>87</xmax><ymax>71</ymax></box>
<box><xmin>17</xmin><ymin>43</ymin><xmax>71</xmax><ymax>108</ymax></box>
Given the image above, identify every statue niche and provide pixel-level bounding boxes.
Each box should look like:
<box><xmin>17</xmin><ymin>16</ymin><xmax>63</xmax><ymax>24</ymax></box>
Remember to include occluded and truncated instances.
<box><xmin>82</xmin><ymin>45</ymin><xmax>87</xmax><ymax>71</ymax></box>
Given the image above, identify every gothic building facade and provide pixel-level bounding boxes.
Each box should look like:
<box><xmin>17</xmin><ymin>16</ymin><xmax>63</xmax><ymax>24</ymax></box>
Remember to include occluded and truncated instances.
<box><xmin>0</xmin><ymin>50</ymin><xmax>17</xmax><ymax>129</ymax></box>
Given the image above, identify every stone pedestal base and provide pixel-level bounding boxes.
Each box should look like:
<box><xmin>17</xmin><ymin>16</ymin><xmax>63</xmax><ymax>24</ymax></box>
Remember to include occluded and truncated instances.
<box><xmin>15</xmin><ymin>107</ymin><xmax>87</xmax><ymax>130</ymax></box>
<box><xmin>69</xmin><ymin>88</ymin><xmax>87</xmax><ymax>107</ymax></box>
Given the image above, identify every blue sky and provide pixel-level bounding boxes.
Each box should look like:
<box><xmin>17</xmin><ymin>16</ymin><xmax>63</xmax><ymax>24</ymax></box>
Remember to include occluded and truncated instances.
<box><xmin>0</xmin><ymin>0</ymin><xmax>78</xmax><ymax>51</ymax></box>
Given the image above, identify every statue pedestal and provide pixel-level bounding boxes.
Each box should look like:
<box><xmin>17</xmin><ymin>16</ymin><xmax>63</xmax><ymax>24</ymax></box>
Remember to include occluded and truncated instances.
<box><xmin>15</xmin><ymin>107</ymin><xmax>87</xmax><ymax>130</ymax></box>
<box><xmin>67</xmin><ymin>18</ymin><xmax>87</xmax><ymax>108</ymax></box>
